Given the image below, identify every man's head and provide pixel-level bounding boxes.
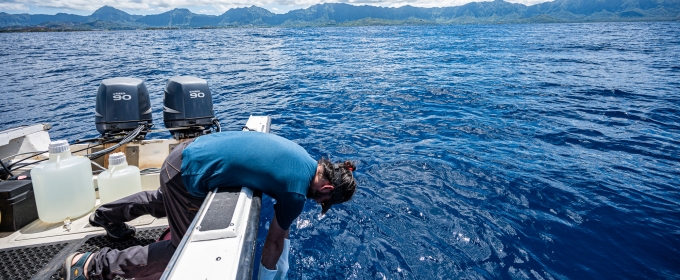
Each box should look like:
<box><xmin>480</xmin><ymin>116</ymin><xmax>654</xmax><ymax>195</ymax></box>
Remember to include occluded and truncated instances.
<box><xmin>308</xmin><ymin>158</ymin><xmax>357</xmax><ymax>214</ymax></box>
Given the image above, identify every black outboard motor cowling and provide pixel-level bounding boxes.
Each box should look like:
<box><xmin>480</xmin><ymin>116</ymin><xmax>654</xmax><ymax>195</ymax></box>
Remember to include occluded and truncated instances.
<box><xmin>163</xmin><ymin>76</ymin><xmax>216</xmax><ymax>139</ymax></box>
<box><xmin>95</xmin><ymin>77</ymin><xmax>152</xmax><ymax>137</ymax></box>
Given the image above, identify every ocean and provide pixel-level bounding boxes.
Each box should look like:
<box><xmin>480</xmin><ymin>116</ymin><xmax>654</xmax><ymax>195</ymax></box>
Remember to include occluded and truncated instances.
<box><xmin>1</xmin><ymin>22</ymin><xmax>679</xmax><ymax>279</ymax></box>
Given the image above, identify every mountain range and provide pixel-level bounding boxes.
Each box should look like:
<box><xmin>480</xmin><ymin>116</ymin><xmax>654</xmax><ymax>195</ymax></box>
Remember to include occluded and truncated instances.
<box><xmin>1</xmin><ymin>0</ymin><xmax>679</xmax><ymax>30</ymax></box>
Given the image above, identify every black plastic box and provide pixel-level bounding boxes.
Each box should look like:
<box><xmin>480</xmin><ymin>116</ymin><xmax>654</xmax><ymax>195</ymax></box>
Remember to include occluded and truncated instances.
<box><xmin>0</xmin><ymin>180</ymin><xmax>38</xmax><ymax>232</ymax></box>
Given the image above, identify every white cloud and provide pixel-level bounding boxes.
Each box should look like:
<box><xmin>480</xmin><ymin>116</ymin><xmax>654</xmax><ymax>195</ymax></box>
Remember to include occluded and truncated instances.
<box><xmin>0</xmin><ymin>3</ymin><xmax>30</xmax><ymax>11</ymax></box>
<box><xmin>1</xmin><ymin>0</ymin><xmax>554</xmax><ymax>15</ymax></box>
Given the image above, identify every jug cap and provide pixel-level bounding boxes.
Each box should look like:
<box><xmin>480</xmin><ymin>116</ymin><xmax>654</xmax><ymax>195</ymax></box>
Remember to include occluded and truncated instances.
<box><xmin>109</xmin><ymin>152</ymin><xmax>127</xmax><ymax>166</ymax></box>
<box><xmin>48</xmin><ymin>140</ymin><xmax>70</xmax><ymax>154</ymax></box>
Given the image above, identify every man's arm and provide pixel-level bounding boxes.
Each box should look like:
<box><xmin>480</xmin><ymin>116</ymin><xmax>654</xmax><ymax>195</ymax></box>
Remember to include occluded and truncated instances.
<box><xmin>261</xmin><ymin>214</ymin><xmax>290</xmax><ymax>270</ymax></box>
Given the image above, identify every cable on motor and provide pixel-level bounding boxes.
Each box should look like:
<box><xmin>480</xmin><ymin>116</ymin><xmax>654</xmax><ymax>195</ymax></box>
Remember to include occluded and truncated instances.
<box><xmin>212</xmin><ymin>118</ymin><xmax>222</xmax><ymax>132</ymax></box>
<box><xmin>7</xmin><ymin>134</ymin><xmax>117</xmax><ymax>171</ymax></box>
<box><xmin>86</xmin><ymin>124</ymin><xmax>148</xmax><ymax>160</ymax></box>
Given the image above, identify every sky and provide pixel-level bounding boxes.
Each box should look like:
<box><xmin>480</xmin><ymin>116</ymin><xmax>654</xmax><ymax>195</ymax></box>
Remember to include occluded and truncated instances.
<box><xmin>0</xmin><ymin>0</ymin><xmax>553</xmax><ymax>16</ymax></box>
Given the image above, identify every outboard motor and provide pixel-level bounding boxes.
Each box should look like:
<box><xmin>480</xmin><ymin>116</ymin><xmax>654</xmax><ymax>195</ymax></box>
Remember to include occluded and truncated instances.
<box><xmin>95</xmin><ymin>77</ymin><xmax>152</xmax><ymax>139</ymax></box>
<box><xmin>163</xmin><ymin>76</ymin><xmax>219</xmax><ymax>139</ymax></box>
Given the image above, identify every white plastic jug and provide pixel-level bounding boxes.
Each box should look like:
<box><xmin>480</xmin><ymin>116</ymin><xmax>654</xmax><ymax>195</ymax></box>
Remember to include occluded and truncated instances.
<box><xmin>30</xmin><ymin>140</ymin><xmax>96</xmax><ymax>223</ymax></box>
<box><xmin>97</xmin><ymin>152</ymin><xmax>142</xmax><ymax>204</ymax></box>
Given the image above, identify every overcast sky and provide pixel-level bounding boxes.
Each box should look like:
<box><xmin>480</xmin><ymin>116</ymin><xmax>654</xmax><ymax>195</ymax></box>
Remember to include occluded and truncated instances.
<box><xmin>0</xmin><ymin>0</ymin><xmax>553</xmax><ymax>16</ymax></box>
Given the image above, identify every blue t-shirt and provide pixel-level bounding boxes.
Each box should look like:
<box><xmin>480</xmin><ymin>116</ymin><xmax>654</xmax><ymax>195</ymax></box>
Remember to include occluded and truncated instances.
<box><xmin>181</xmin><ymin>131</ymin><xmax>317</xmax><ymax>230</ymax></box>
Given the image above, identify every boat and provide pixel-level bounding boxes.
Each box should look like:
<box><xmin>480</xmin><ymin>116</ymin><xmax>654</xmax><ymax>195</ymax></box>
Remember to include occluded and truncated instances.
<box><xmin>0</xmin><ymin>76</ymin><xmax>268</xmax><ymax>280</ymax></box>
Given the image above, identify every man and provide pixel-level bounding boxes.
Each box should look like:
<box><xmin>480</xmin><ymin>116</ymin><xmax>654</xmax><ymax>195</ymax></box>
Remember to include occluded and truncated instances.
<box><xmin>61</xmin><ymin>131</ymin><xmax>357</xmax><ymax>280</ymax></box>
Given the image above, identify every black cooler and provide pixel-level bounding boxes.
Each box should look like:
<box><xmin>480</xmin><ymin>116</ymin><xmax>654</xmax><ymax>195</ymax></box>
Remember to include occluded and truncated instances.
<box><xmin>0</xmin><ymin>180</ymin><xmax>38</xmax><ymax>232</ymax></box>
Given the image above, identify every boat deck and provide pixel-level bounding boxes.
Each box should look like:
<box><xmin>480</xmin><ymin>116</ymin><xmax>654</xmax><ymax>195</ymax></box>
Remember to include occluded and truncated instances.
<box><xmin>0</xmin><ymin>207</ymin><xmax>168</xmax><ymax>249</ymax></box>
<box><xmin>0</xmin><ymin>116</ymin><xmax>271</xmax><ymax>280</ymax></box>
<box><xmin>0</xmin><ymin>135</ymin><xmax>173</xmax><ymax>280</ymax></box>
<box><xmin>0</xmin><ymin>223</ymin><xmax>167</xmax><ymax>280</ymax></box>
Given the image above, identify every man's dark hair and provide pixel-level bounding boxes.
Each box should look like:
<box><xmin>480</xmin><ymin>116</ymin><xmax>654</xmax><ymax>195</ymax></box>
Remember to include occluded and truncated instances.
<box><xmin>318</xmin><ymin>158</ymin><xmax>357</xmax><ymax>214</ymax></box>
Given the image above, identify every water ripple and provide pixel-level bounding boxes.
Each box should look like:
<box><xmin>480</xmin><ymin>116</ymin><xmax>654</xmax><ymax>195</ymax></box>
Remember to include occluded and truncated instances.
<box><xmin>1</xmin><ymin>22</ymin><xmax>679</xmax><ymax>279</ymax></box>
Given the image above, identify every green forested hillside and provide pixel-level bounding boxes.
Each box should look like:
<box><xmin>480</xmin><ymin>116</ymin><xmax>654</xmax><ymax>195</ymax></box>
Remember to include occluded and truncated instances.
<box><xmin>1</xmin><ymin>0</ymin><xmax>678</xmax><ymax>30</ymax></box>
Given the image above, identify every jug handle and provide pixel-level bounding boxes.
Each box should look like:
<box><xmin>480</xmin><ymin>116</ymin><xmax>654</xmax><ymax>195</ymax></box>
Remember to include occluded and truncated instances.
<box><xmin>108</xmin><ymin>165</ymin><xmax>117</xmax><ymax>178</ymax></box>
<box><xmin>56</xmin><ymin>154</ymin><xmax>61</xmax><ymax>169</ymax></box>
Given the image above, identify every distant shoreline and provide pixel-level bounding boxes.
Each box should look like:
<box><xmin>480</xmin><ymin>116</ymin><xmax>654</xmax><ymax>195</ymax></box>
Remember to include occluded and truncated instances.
<box><xmin>1</xmin><ymin>1</ymin><xmax>678</xmax><ymax>33</ymax></box>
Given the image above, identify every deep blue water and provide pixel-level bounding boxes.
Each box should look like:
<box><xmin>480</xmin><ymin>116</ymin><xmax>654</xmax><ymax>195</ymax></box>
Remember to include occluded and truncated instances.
<box><xmin>1</xmin><ymin>22</ymin><xmax>680</xmax><ymax>279</ymax></box>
